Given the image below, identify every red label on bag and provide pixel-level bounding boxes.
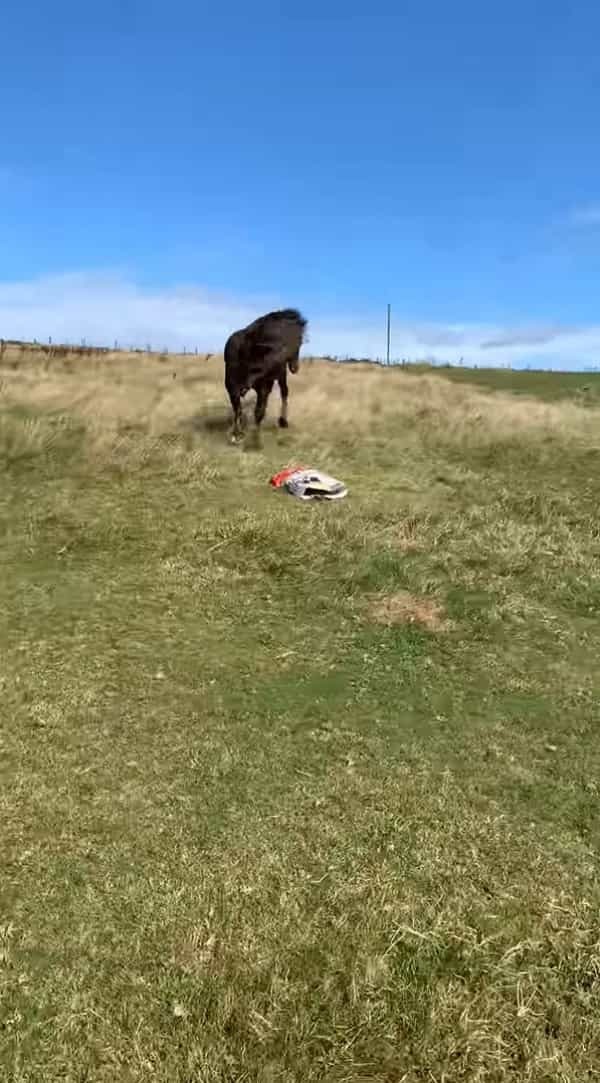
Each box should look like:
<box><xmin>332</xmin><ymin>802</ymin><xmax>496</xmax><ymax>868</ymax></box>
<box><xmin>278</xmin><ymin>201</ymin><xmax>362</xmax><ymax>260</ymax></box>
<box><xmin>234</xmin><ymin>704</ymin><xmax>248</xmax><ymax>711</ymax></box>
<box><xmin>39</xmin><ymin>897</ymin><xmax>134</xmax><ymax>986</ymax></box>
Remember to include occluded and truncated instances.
<box><xmin>269</xmin><ymin>465</ymin><xmax>308</xmax><ymax>488</ymax></box>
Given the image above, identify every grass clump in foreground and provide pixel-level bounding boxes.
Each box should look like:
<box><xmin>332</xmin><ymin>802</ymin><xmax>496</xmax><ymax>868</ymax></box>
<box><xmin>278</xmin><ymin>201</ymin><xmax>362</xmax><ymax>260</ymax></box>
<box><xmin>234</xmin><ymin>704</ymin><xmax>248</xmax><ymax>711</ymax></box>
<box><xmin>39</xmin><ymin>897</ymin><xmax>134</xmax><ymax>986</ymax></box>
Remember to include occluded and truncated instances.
<box><xmin>2</xmin><ymin>349</ymin><xmax>600</xmax><ymax>1081</ymax></box>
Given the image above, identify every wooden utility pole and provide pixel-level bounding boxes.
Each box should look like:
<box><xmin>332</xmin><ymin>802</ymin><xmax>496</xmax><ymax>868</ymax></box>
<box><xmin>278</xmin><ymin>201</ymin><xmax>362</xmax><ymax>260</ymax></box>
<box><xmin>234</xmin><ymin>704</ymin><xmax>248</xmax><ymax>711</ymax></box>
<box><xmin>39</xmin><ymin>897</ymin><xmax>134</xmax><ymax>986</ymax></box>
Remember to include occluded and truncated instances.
<box><xmin>386</xmin><ymin>304</ymin><xmax>391</xmax><ymax>366</ymax></box>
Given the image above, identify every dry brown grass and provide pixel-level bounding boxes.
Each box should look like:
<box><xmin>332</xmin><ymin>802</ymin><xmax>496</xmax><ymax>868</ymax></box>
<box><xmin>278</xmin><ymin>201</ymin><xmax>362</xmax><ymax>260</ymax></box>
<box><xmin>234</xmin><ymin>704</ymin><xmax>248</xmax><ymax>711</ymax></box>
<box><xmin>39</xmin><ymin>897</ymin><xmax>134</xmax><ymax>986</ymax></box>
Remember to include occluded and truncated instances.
<box><xmin>3</xmin><ymin>346</ymin><xmax>599</xmax><ymax>457</ymax></box>
<box><xmin>369</xmin><ymin>590</ymin><xmax>450</xmax><ymax>631</ymax></box>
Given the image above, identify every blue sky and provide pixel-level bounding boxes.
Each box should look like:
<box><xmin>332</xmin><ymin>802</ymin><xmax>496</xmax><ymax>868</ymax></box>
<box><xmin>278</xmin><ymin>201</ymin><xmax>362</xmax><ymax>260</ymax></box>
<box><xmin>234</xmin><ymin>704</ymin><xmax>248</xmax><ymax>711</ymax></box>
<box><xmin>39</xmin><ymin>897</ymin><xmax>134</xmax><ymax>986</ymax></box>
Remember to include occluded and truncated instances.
<box><xmin>2</xmin><ymin>1</ymin><xmax>600</xmax><ymax>367</ymax></box>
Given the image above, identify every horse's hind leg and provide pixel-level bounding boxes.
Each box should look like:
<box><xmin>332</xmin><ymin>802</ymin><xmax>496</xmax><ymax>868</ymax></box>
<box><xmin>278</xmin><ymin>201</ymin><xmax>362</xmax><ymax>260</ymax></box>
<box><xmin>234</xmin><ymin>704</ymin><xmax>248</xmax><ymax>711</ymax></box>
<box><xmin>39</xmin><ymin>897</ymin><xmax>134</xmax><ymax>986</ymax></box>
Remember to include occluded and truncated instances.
<box><xmin>277</xmin><ymin>371</ymin><xmax>289</xmax><ymax>428</ymax></box>
<box><xmin>254</xmin><ymin>378</ymin><xmax>273</xmax><ymax>430</ymax></box>
<box><xmin>227</xmin><ymin>383</ymin><xmax>244</xmax><ymax>441</ymax></box>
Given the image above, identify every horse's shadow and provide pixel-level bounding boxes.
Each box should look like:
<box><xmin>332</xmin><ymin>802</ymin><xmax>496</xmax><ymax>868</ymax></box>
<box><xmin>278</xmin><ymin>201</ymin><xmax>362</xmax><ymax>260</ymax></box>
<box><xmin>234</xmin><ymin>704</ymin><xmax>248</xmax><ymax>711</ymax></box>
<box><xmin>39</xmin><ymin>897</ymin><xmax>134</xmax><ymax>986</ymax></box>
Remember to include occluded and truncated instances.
<box><xmin>182</xmin><ymin>412</ymin><xmax>231</xmax><ymax>436</ymax></box>
<box><xmin>181</xmin><ymin>407</ymin><xmax>287</xmax><ymax>445</ymax></box>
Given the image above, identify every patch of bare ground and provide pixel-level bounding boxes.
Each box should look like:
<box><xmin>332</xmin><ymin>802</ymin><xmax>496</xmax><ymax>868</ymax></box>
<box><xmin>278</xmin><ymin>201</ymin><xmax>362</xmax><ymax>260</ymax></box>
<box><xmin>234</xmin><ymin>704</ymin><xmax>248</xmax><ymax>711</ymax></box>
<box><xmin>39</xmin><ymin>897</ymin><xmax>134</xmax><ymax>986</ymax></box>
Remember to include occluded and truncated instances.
<box><xmin>369</xmin><ymin>590</ymin><xmax>450</xmax><ymax>631</ymax></box>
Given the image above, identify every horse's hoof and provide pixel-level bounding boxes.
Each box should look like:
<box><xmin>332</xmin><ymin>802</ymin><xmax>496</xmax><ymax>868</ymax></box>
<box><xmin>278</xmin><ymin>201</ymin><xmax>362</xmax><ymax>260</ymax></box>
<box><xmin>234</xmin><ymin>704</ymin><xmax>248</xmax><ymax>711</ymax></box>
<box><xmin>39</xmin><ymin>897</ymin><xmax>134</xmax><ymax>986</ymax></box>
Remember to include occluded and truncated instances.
<box><xmin>278</xmin><ymin>417</ymin><xmax>289</xmax><ymax>429</ymax></box>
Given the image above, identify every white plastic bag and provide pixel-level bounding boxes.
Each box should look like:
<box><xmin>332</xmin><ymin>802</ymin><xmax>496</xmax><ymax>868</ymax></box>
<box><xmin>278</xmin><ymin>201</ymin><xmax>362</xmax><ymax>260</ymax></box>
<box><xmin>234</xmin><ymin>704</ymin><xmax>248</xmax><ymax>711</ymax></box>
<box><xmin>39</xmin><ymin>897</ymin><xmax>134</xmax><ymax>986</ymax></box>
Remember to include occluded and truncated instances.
<box><xmin>270</xmin><ymin>465</ymin><xmax>348</xmax><ymax>501</ymax></box>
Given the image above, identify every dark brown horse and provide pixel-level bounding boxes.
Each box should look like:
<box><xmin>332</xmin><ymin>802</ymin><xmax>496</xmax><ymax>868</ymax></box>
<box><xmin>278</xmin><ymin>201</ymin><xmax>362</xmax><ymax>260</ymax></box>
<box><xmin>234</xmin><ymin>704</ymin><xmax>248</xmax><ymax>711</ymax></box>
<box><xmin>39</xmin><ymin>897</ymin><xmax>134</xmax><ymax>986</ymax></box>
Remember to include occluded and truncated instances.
<box><xmin>224</xmin><ymin>308</ymin><xmax>307</xmax><ymax>439</ymax></box>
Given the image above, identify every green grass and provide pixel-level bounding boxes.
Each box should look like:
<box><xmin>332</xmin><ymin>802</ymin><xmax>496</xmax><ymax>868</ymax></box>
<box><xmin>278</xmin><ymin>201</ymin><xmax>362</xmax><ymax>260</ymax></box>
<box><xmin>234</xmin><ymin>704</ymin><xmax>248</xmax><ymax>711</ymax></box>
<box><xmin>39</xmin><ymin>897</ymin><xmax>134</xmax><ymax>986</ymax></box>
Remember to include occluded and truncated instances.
<box><xmin>412</xmin><ymin>362</ymin><xmax>600</xmax><ymax>403</ymax></box>
<box><xmin>2</xmin><ymin>356</ymin><xmax>600</xmax><ymax>1081</ymax></box>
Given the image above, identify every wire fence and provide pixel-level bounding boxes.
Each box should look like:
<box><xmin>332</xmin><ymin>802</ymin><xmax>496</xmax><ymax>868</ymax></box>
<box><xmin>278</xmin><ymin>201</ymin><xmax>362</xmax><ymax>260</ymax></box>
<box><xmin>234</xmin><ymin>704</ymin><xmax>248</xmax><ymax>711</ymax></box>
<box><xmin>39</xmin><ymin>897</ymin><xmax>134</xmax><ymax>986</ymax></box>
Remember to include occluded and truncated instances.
<box><xmin>1</xmin><ymin>336</ymin><xmax>599</xmax><ymax>374</ymax></box>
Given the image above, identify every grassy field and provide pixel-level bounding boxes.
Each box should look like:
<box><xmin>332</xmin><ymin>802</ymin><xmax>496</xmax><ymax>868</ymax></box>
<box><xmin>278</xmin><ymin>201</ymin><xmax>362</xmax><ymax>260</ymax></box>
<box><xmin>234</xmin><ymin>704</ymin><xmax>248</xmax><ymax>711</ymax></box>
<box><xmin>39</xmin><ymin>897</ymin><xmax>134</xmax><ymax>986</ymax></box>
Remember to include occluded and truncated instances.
<box><xmin>2</xmin><ymin>347</ymin><xmax>600</xmax><ymax>1081</ymax></box>
<box><xmin>407</xmin><ymin>361</ymin><xmax>600</xmax><ymax>403</ymax></box>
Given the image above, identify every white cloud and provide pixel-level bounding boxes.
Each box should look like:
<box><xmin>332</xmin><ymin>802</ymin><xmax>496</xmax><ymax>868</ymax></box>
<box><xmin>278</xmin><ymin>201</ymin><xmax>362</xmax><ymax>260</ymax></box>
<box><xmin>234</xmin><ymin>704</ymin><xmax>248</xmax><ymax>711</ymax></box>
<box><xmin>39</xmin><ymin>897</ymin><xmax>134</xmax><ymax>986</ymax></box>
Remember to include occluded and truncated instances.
<box><xmin>1</xmin><ymin>271</ymin><xmax>600</xmax><ymax>371</ymax></box>
<box><xmin>0</xmin><ymin>272</ymin><xmax>266</xmax><ymax>353</ymax></box>
<box><xmin>315</xmin><ymin>317</ymin><xmax>600</xmax><ymax>370</ymax></box>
